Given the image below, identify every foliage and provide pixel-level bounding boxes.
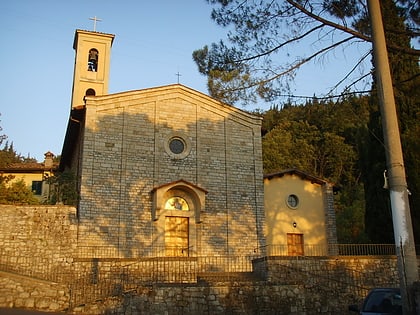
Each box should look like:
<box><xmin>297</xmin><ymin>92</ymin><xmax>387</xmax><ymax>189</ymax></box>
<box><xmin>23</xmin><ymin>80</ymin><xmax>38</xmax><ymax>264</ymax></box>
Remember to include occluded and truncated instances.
<box><xmin>0</xmin><ymin>115</ymin><xmax>6</xmax><ymax>148</ymax></box>
<box><xmin>262</xmin><ymin>96</ymin><xmax>369</xmax><ymax>182</ymax></box>
<box><xmin>0</xmin><ymin>116</ymin><xmax>43</xmax><ymax>205</ymax></box>
<box><xmin>260</xmin><ymin>96</ymin><xmax>371</xmax><ymax>242</ymax></box>
<box><xmin>0</xmin><ymin>177</ymin><xmax>39</xmax><ymax>205</ymax></box>
<box><xmin>0</xmin><ymin>142</ymin><xmax>23</xmax><ymax>168</ymax></box>
<box><xmin>47</xmin><ymin>170</ymin><xmax>78</xmax><ymax>206</ymax></box>
<box><xmin>199</xmin><ymin>0</ymin><xmax>419</xmax><ymax>244</ymax></box>
<box><xmin>0</xmin><ymin>141</ymin><xmax>37</xmax><ymax>168</ymax></box>
<box><xmin>194</xmin><ymin>0</ymin><xmax>419</xmax><ymax>105</ymax></box>
<box><xmin>335</xmin><ymin>183</ymin><xmax>370</xmax><ymax>243</ymax></box>
<box><xmin>0</xmin><ymin>114</ymin><xmax>38</xmax><ymax>167</ymax></box>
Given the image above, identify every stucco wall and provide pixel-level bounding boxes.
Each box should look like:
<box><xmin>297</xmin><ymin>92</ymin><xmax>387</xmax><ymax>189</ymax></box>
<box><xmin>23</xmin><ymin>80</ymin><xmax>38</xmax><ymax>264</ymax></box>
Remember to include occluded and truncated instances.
<box><xmin>264</xmin><ymin>174</ymin><xmax>329</xmax><ymax>252</ymax></box>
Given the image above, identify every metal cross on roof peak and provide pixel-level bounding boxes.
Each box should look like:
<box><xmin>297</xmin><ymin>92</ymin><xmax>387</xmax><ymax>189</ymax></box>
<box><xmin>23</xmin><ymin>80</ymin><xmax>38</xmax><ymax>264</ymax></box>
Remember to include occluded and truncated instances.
<box><xmin>89</xmin><ymin>16</ymin><xmax>102</xmax><ymax>32</ymax></box>
<box><xmin>175</xmin><ymin>71</ymin><xmax>182</xmax><ymax>84</ymax></box>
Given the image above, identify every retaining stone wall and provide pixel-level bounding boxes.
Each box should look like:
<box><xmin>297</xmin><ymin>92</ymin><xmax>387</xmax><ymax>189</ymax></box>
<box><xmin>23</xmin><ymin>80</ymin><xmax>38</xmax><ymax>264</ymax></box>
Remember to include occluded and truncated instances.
<box><xmin>255</xmin><ymin>256</ymin><xmax>400</xmax><ymax>288</ymax></box>
<box><xmin>0</xmin><ymin>271</ymin><xmax>69</xmax><ymax>312</ymax></box>
<box><xmin>70</xmin><ymin>283</ymin><xmax>306</xmax><ymax>315</ymax></box>
<box><xmin>0</xmin><ymin>205</ymin><xmax>77</xmax><ymax>282</ymax></box>
<box><xmin>1</xmin><ymin>205</ymin><xmax>419</xmax><ymax>314</ymax></box>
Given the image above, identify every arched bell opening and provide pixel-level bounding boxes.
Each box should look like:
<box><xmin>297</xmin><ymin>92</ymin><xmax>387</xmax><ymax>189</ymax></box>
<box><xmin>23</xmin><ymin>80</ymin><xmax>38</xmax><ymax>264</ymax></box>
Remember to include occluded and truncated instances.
<box><xmin>87</xmin><ymin>48</ymin><xmax>99</xmax><ymax>72</ymax></box>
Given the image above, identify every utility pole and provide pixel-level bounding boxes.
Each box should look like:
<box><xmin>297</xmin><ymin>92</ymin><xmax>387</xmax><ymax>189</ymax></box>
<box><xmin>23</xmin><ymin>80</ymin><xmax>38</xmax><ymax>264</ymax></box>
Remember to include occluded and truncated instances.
<box><xmin>367</xmin><ymin>0</ymin><xmax>418</xmax><ymax>314</ymax></box>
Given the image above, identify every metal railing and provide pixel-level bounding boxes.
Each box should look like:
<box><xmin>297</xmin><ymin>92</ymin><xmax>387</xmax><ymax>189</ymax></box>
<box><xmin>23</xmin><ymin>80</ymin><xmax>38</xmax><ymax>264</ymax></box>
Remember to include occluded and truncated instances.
<box><xmin>333</xmin><ymin>243</ymin><xmax>396</xmax><ymax>256</ymax></box>
<box><xmin>0</xmin><ymin>244</ymin><xmax>406</xmax><ymax>309</ymax></box>
<box><xmin>256</xmin><ymin>243</ymin><xmax>397</xmax><ymax>257</ymax></box>
<box><xmin>197</xmin><ymin>255</ymin><xmax>256</xmax><ymax>273</ymax></box>
<box><xmin>0</xmin><ymin>244</ymin><xmax>399</xmax><ymax>282</ymax></box>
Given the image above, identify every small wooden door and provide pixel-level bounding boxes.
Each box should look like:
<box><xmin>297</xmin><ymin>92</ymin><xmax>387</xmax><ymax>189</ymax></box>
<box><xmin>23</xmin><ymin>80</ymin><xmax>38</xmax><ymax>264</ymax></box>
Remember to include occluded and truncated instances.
<box><xmin>287</xmin><ymin>233</ymin><xmax>304</xmax><ymax>256</ymax></box>
<box><xmin>165</xmin><ymin>216</ymin><xmax>189</xmax><ymax>256</ymax></box>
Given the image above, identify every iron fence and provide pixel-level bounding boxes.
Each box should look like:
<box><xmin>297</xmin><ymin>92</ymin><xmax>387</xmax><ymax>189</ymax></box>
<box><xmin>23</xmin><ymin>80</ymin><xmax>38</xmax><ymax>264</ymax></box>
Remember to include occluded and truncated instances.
<box><xmin>0</xmin><ymin>244</ymin><xmax>408</xmax><ymax>310</ymax></box>
<box><xmin>198</xmin><ymin>254</ymin><xmax>257</xmax><ymax>272</ymax></box>
<box><xmin>256</xmin><ymin>243</ymin><xmax>397</xmax><ymax>257</ymax></box>
<box><xmin>333</xmin><ymin>243</ymin><xmax>397</xmax><ymax>255</ymax></box>
<box><xmin>0</xmin><ymin>244</ymin><xmax>402</xmax><ymax>288</ymax></box>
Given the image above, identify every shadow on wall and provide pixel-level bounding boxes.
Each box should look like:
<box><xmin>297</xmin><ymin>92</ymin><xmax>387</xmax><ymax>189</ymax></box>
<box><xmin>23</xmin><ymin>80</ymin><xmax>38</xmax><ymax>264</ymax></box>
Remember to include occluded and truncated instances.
<box><xmin>66</xmin><ymin>102</ymin><xmax>265</xmax><ymax>258</ymax></box>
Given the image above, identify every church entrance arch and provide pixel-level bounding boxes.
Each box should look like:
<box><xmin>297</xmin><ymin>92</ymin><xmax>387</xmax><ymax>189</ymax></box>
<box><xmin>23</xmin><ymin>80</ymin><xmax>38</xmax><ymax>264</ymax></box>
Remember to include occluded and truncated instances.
<box><xmin>151</xmin><ymin>180</ymin><xmax>207</xmax><ymax>256</ymax></box>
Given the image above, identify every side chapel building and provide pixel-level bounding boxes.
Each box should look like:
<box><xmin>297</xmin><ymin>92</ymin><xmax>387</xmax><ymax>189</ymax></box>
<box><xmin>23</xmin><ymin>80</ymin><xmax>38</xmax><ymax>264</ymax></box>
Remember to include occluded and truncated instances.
<box><xmin>59</xmin><ymin>29</ymin><xmax>336</xmax><ymax>259</ymax></box>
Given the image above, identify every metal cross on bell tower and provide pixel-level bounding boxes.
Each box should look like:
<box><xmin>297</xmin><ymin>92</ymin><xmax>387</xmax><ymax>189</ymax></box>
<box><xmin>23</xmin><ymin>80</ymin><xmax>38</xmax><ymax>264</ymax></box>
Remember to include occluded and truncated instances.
<box><xmin>89</xmin><ymin>16</ymin><xmax>102</xmax><ymax>32</ymax></box>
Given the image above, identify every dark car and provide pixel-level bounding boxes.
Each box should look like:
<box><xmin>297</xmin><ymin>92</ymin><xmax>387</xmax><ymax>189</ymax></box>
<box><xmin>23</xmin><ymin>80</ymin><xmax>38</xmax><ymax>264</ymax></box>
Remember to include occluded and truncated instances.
<box><xmin>349</xmin><ymin>288</ymin><xmax>402</xmax><ymax>314</ymax></box>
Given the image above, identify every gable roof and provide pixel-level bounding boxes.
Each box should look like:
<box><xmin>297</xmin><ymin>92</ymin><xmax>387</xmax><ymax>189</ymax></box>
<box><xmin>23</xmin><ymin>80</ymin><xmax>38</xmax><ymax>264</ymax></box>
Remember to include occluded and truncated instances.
<box><xmin>84</xmin><ymin>84</ymin><xmax>261</xmax><ymax>124</ymax></box>
<box><xmin>60</xmin><ymin>84</ymin><xmax>262</xmax><ymax>171</ymax></box>
<box><xmin>0</xmin><ymin>162</ymin><xmax>58</xmax><ymax>173</ymax></box>
<box><xmin>1</xmin><ymin>151</ymin><xmax>57</xmax><ymax>173</ymax></box>
<box><xmin>264</xmin><ymin>168</ymin><xmax>330</xmax><ymax>186</ymax></box>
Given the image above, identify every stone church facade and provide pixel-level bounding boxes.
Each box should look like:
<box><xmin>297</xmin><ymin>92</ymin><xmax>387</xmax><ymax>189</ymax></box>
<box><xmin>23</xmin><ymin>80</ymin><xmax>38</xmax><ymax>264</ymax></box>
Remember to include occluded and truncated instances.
<box><xmin>60</xmin><ymin>30</ymin><xmax>265</xmax><ymax>258</ymax></box>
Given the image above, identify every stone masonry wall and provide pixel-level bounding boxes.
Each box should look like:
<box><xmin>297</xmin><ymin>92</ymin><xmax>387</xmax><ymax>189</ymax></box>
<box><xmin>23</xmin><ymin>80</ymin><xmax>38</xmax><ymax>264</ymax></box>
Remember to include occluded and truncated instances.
<box><xmin>0</xmin><ymin>205</ymin><xmax>76</xmax><ymax>312</ymax></box>
<box><xmin>70</xmin><ymin>283</ymin><xmax>306</xmax><ymax>315</ymax></box>
<box><xmin>1</xmin><ymin>205</ymin><xmax>419</xmax><ymax>314</ymax></box>
<box><xmin>68</xmin><ymin>256</ymin><xmax>413</xmax><ymax>314</ymax></box>
<box><xmin>323</xmin><ymin>184</ymin><xmax>338</xmax><ymax>255</ymax></box>
<box><xmin>255</xmin><ymin>256</ymin><xmax>400</xmax><ymax>288</ymax></box>
<box><xmin>78</xmin><ymin>87</ymin><xmax>265</xmax><ymax>258</ymax></box>
<box><xmin>0</xmin><ymin>271</ymin><xmax>69</xmax><ymax>312</ymax></box>
<box><xmin>0</xmin><ymin>205</ymin><xmax>77</xmax><ymax>281</ymax></box>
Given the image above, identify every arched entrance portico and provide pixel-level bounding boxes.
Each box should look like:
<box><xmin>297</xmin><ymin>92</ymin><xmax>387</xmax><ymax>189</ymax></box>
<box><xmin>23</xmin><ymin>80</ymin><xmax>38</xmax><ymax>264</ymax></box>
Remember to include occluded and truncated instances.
<box><xmin>151</xmin><ymin>180</ymin><xmax>207</xmax><ymax>256</ymax></box>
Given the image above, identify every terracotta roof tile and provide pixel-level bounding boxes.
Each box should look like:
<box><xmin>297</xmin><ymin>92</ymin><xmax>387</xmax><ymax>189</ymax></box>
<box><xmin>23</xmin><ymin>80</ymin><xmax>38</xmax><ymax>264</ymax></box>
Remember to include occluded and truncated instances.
<box><xmin>0</xmin><ymin>162</ymin><xmax>58</xmax><ymax>172</ymax></box>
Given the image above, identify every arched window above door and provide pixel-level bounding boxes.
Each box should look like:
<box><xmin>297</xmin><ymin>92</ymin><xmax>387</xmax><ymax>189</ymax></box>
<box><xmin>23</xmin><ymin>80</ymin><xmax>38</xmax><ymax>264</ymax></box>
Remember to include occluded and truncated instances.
<box><xmin>165</xmin><ymin>196</ymin><xmax>189</xmax><ymax>211</ymax></box>
<box><xmin>151</xmin><ymin>179</ymin><xmax>207</xmax><ymax>223</ymax></box>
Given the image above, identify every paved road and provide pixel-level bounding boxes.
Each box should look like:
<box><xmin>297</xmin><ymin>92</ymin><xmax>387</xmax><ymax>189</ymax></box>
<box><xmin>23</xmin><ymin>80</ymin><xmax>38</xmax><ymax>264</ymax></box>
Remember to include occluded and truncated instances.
<box><xmin>0</xmin><ymin>309</ymin><xmax>65</xmax><ymax>314</ymax></box>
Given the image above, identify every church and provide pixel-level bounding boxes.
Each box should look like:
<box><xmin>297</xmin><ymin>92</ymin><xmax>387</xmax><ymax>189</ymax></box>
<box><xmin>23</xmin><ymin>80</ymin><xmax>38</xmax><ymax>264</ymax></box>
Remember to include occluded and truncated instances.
<box><xmin>1</xmin><ymin>28</ymin><xmax>410</xmax><ymax>315</ymax></box>
<box><xmin>59</xmin><ymin>29</ymin><xmax>336</xmax><ymax>260</ymax></box>
<box><xmin>0</xmin><ymin>28</ymin><xmax>337</xmax><ymax>266</ymax></box>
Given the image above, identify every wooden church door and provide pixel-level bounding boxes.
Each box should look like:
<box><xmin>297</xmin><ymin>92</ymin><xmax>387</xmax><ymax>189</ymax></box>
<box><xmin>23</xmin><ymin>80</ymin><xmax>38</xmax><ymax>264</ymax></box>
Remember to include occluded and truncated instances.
<box><xmin>165</xmin><ymin>216</ymin><xmax>189</xmax><ymax>256</ymax></box>
<box><xmin>287</xmin><ymin>233</ymin><xmax>304</xmax><ymax>256</ymax></box>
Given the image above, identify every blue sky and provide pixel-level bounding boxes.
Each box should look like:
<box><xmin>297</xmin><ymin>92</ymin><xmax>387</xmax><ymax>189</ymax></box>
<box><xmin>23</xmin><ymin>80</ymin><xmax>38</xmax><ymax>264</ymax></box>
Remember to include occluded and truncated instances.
<box><xmin>0</xmin><ymin>0</ymin><xmax>372</xmax><ymax>161</ymax></box>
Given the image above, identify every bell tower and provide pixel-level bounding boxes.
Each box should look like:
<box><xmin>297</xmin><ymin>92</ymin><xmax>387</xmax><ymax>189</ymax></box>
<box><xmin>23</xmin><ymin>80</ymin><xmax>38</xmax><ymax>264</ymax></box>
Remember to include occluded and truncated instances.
<box><xmin>71</xmin><ymin>29</ymin><xmax>115</xmax><ymax>108</ymax></box>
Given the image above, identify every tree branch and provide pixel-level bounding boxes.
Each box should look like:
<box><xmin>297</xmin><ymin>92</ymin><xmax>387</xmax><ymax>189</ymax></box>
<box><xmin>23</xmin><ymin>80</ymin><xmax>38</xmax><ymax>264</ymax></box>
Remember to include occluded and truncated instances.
<box><xmin>236</xmin><ymin>24</ymin><xmax>325</xmax><ymax>63</ymax></box>
<box><xmin>286</xmin><ymin>0</ymin><xmax>420</xmax><ymax>56</ymax></box>
<box><xmin>327</xmin><ymin>50</ymin><xmax>372</xmax><ymax>94</ymax></box>
<box><xmin>286</xmin><ymin>0</ymin><xmax>372</xmax><ymax>41</ymax></box>
<box><xmin>224</xmin><ymin>35</ymin><xmax>356</xmax><ymax>93</ymax></box>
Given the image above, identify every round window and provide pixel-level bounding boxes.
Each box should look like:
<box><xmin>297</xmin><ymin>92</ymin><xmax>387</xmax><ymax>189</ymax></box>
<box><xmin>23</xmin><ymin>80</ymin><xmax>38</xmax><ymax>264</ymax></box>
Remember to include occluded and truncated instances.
<box><xmin>287</xmin><ymin>194</ymin><xmax>299</xmax><ymax>209</ymax></box>
<box><xmin>169</xmin><ymin>138</ymin><xmax>185</xmax><ymax>155</ymax></box>
<box><xmin>164</xmin><ymin>133</ymin><xmax>191</xmax><ymax>159</ymax></box>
